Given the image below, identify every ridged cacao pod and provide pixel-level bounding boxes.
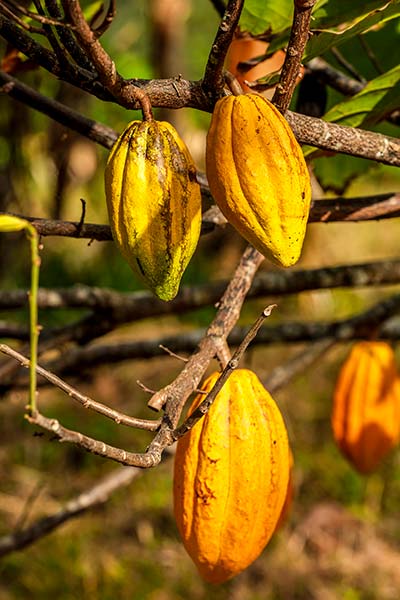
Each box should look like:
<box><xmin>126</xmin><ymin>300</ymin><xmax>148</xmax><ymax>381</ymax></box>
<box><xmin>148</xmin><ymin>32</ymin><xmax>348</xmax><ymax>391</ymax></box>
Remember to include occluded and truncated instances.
<box><xmin>206</xmin><ymin>93</ymin><xmax>311</xmax><ymax>267</ymax></box>
<box><xmin>331</xmin><ymin>341</ymin><xmax>400</xmax><ymax>474</ymax></box>
<box><xmin>173</xmin><ymin>369</ymin><xmax>290</xmax><ymax>584</ymax></box>
<box><xmin>105</xmin><ymin>120</ymin><xmax>202</xmax><ymax>301</ymax></box>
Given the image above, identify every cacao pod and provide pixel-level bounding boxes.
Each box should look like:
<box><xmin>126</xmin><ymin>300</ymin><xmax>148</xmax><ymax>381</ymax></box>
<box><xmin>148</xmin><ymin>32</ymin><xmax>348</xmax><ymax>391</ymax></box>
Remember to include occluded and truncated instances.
<box><xmin>105</xmin><ymin>120</ymin><xmax>202</xmax><ymax>301</ymax></box>
<box><xmin>205</xmin><ymin>93</ymin><xmax>311</xmax><ymax>267</ymax></box>
<box><xmin>173</xmin><ymin>369</ymin><xmax>290</xmax><ymax>584</ymax></box>
<box><xmin>331</xmin><ymin>341</ymin><xmax>400</xmax><ymax>474</ymax></box>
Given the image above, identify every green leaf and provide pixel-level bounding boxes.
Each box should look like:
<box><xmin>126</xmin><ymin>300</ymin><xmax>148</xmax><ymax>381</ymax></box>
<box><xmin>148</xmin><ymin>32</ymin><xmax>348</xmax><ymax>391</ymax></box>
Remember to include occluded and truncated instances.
<box><xmin>311</xmin><ymin>0</ymin><xmax>392</xmax><ymax>29</ymax></box>
<box><xmin>240</xmin><ymin>0</ymin><xmax>294</xmax><ymax>36</ymax></box>
<box><xmin>0</xmin><ymin>214</ymin><xmax>28</xmax><ymax>232</ymax></box>
<box><xmin>303</xmin><ymin>0</ymin><xmax>400</xmax><ymax>62</ymax></box>
<box><xmin>312</xmin><ymin>154</ymin><xmax>374</xmax><ymax>193</ymax></box>
<box><xmin>320</xmin><ymin>65</ymin><xmax>400</xmax><ymax>128</ymax></box>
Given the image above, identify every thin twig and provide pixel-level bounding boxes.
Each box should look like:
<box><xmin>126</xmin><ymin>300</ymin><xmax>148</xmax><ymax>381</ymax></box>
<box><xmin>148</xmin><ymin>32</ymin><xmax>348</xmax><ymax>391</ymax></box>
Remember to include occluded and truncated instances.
<box><xmin>306</xmin><ymin>58</ymin><xmax>399</xmax><ymax>126</ymax></box>
<box><xmin>0</xmin><ymin>3</ymin><xmax>44</xmax><ymax>34</ymax></box>
<box><xmin>172</xmin><ymin>305</ymin><xmax>276</xmax><ymax>439</ymax></box>
<box><xmin>44</xmin><ymin>0</ymin><xmax>96</xmax><ymax>72</ymax></box>
<box><xmin>272</xmin><ymin>0</ymin><xmax>317</xmax><ymax>112</ymax></box>
<box><xmin>358</xmin><ymin>34</ymin><xmax>383</xmax><ymax>75</ymax></box>
<box><xmin>307</xmin><ymin>57</ymin><xmax>363</xmax><ymax>96</ymax></box>
<box><xmin>26</xmin><ymin>410</ymin><xmax>162</xmax><ymax>467</ymax></box>
<box><xmin>0</xmin><ymin>344</ymin><xmax>161</xmax><ymax>431</ymax></box>
<box><xmin>11</xmin><ymin>292</ymin><xmax>400</xmax><ymax>380</ymax></box>
<box><xmin>63</xmin><ymin>1</ymin><xmax>153</xmax><ymax>120</ymax></box>
<box><xmin>4</xmin><ymin>0</ymin><xmax>72</xmax><ymax>27</ymax></box>
<box><xmin>20</xmin><ymin>306</ymin><xmax>273</xmax><ymax>465</ymax></box>
<box><xmin>32</xmin><ymin>0</ymin><xmax>69</xmax><ymax>68</ymax></box>
<box><xmin>202</xmin><ymin>0</ymin><xmax>245</xmax><ymax>96</ymax></box>
<box><xmin>2</xmin><ymin>256</ymin><xmax>400</xmax><ymax>354</ymax></box>
<box><xmin>0</xmin><ymin>71</ymin><xmax>116</xmax><ymax>147</ymax></box>
<box><xmin>159</xmin><ymin>345</ymin><xmax>188</xmax><ymax>362</ymax></box>
<box><xmin>92</xmin><ymin>0</ymin><xmax>116</xmax><ymax>38</ymax></box>
<box><xmin>330</xmin><ymin>47</ymin><xmax>366</xmax><ymax>83</ymax></box>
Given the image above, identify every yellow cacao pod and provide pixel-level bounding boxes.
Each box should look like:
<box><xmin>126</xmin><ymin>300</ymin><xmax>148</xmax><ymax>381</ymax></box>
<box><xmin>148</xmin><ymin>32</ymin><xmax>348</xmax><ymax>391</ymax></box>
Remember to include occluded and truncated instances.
<box><xmin>205</xmin><ymin>93</ymin><xmax>311</xmax><ymax>267</ymax></box>
<box><xmin>173</xmin><ymin>369</ymin><xmax>290</xmax><ymax>584</ymax></box>
<box><xmin>104</xmin><ymin>120</ymin><xmax>202</xmax><ymax>301</ymax></box>
<box><xmin>331</xmin><ymin>341</ymin><xmax>400</xmax><ymax>474</ymax></box>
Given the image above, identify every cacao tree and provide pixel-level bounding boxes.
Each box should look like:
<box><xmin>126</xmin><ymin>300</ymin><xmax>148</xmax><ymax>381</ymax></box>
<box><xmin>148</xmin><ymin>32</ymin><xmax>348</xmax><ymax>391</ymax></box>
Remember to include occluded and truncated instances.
<box><xmin>0</xmin><ymin>0</ymin><xmax>400</xmax><ymax>597</ymax></box>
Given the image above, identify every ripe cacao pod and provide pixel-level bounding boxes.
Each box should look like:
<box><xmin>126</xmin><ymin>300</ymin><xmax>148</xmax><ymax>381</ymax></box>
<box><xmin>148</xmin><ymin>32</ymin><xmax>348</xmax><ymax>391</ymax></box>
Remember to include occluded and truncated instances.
<box><xmin>331</xmin><ymin>341</ymin><xmax>400</xmax><ymax>474</ymax></box>
<box><xmin>173</xmin><ymin>369</ymin><xmax>290</xmax><ymax>584</ymax></box>
<box><xmin>205</xmin><ymin>93</ymin><xmax>311</xmax><ymax>267</ymax></box>
<box><xmin>105</xmin><ymin>120</ymin><xmax>202</xmax><ymax>301</ymax></box>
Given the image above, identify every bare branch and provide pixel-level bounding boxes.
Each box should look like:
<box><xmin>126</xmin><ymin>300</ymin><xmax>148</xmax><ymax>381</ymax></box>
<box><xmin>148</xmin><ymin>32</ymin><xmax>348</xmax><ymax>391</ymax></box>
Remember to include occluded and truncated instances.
<box><xmin>11</xmin><ymin>292</ymin><xmax>400</xmax><ymax>380</ymax></box>
<box><xmin>1</xmin><ymin>70</ymin><xmax>399</xmax><ymax>166</ymax></box>
<box><xmin>0</xmin><ymin>344</ymin><xmax>161</xmax><ymax>431</ymax></box>
<box><xmin>0</xmin><ymin>14</ymin><xmax>60</xmax><ymax>70</ymax></box>
<box><xmin>147</xmin><ymin>245</ymin><xmax>264</xmax><ymax>412</ymax></box>
<box><xmin>172</xmin><ymin>305</ymin><xmax>276</xmax><ymax>439</ymax></box>
<box><xmin>3</xmin><ymin>193</ymin><xmax>400</xmax><ymax>247</ymax></box>
<box><xmin>26</xmin><ymin>410</ymin><xmax>162</xmax><ymax>467</ymax></box>
<box><xmin>0</xmin><ymin>71</ymin><xmax>116</xmax><ymax>148</ymax></box>
<box><xmin>63</xmin><ymin>0</ymin><xmax>153</xmax><ymax>119</ymax></box>
<box><xmin>2</xmin><ymin>257</ymin><xmax>400</xmax><ymax>351</ymax></box>
<box><xmin>0</xmin><ymin>2</ymin><xmax>44</xmax><ymax>33</ymax></box>
<box><xmin>272</xmin><ymin>0</ymin><xmax>317</xmax><ymax>112</ymax></box>
<box><xmin>285</xmin><ymin>110</ymin><xmax>400</xmax><ymax>166</ymax></box>
<box><xmin>307</xmin><ymin>57</ymin><xmax>363</xmax><ymax>96</ymax></box>
<box><xmin>4</xmin><ymin>0</ymin><xmax>72</xmax><ymax>27</ymax></box>
<box><xmin>92</xmin><ymin>0</ymin><xmax>116</xmax><ymax>38</ymax></box>
<box><xmin>44</xmin><ymin>0</ymin><xmax>96</xmax><ymax>72</ymax></box>
<box><xmin>202</xmin><ymin>0</ymin><xmax>245</xmax><ymax>96</ymax></box>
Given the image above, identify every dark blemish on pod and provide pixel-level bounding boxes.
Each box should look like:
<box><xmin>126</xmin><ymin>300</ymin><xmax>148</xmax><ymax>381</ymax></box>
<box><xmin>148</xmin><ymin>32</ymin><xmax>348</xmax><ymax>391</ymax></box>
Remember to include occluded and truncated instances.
<box><xmin>136</xmin><ymin>258</ymin><xmax>146</xmax><ymax>276</ymax></box>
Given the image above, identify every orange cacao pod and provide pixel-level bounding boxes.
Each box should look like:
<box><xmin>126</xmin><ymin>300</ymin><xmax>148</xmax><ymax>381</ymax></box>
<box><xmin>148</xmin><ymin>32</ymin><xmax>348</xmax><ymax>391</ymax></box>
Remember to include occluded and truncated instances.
<box><xmin>173</xmin><ymin>369</ymin><xmax>290</xmax><ymax>584</ymax></box>
<box><xmin>331</xmin><ymin>341</ymin><xmax>400</xmax><ymax>474</ymax></box>
<box><xmin>205</xmin><ymin>93</ymin><xmax>311</xmax><ymax>267</ymax></box>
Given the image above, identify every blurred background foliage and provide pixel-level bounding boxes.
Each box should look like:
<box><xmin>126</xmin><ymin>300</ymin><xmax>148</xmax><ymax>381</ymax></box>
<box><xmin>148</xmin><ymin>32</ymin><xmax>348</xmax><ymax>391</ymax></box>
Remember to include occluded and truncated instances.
<box><xmin>1</xmin><ymin>1</ymin><xmax>400</xmax><ymax>598</ymax></box>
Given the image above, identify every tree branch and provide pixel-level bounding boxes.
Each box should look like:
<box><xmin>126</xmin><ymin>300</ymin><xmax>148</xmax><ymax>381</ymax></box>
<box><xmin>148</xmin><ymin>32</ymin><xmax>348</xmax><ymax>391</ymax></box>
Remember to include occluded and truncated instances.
<box><xmin>202</xmin><ymin>0</ymin><xmax>244</xmax><ymax>96</ymax></box>
<box><xmin>272</xmin><ymin>0</ymin><xmax>317</xmax><ymax>112</ymax></box>
<box><xmin>2</xmin><ymin>257</ymin><xmax>400</xmax><ymax>339</ymax></box>
<box><xmin>0</xmin><ymin>344</ymin><xmax>161</xmax><ymax>431</ymax></box>
<box><xmin>0</xmin><ymin>71</ymin><xmax>117</xmax><ymax>148</ymax></box>
<box><xmin>147</xmin><ymin>245</ymin><xmax>264</xmax><ymax>412</ymax></box>
<box><xmin>172</xmin><ymin>305</ymin><xmax>276</xmax><ymax>439</ymax></box>
<box><xmin>285</xmin><ymin>110</ymin><xmax>400</xmax><ymax>166</ymax></box>
<box><xmin>4</xmin><ymin>292</ymin><xmax>400</xmax><ymax>392</ymax></box>
<box><xmin>1</xmin><ymin>69</ymin><xmax>399</xmax><ymax>166</ymax></box>
<box><xmin>26</xmin><ymin>410</ymin><xmax>163</xmax><ymax>467</ymax></box>
<box><xmin>3</xmin><ymin>193</ymin><xmax>400</xmax><ymax>247</ymax></box>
